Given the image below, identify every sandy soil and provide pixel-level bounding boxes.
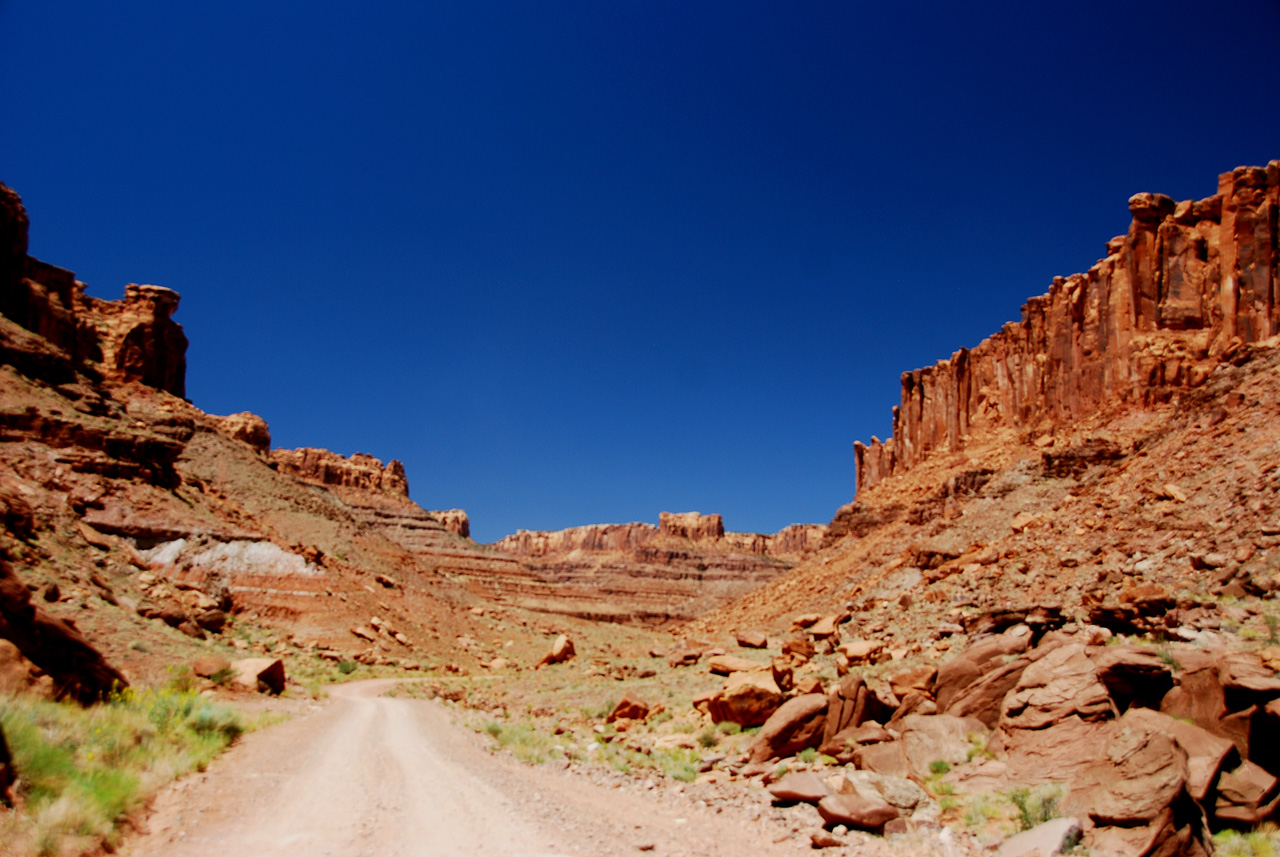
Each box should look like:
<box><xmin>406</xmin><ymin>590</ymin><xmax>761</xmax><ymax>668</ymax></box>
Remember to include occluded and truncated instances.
<box><xmin>123</xmin><ymin>680</ymin><xmax>813</xmax><ymax>857</ymax></box>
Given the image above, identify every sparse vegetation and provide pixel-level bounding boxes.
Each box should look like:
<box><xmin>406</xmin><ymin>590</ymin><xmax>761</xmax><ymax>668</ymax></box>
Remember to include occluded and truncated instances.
<box><xmin>929</xmin><ymin>759</ymin><xmax>952</xmax><ymax>776</ymax></box>
<box><xmin>0</xmin><ymin>685</ymin><xmax>245</xmax><ymax>855</ymax></box>
<box><xmin>1009</xmin><ymin>784</ymin><xmax>1063</xmax><ymax>832</ymax></box>
<box><xmin>1214</xmin><ymin>825</ymin><xmax>1280</xmax><ymax>857</ymax></box>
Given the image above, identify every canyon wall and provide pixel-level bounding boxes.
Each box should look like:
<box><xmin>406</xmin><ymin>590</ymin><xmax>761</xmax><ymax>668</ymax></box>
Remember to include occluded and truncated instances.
<box><xmin>0</xmin><ymin>183</ymin><xmax>188</xmax><ymax>397</ymax></box>
<box><xmin>492</xmin><ymin>512</ymin><xmax>827</xmax><ymax>562</ymax></box>
<box><xmin>855</xmin><ymin>163</ymin><xmax>1280</xmax><ymax>493</ymax></box>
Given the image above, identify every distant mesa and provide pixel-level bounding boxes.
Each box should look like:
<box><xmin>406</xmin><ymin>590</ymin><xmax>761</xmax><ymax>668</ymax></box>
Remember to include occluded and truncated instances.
<box><xmin>492</xmin><ymin>511</ymin><xmax>827</xmax><ymax>562</ymax></box>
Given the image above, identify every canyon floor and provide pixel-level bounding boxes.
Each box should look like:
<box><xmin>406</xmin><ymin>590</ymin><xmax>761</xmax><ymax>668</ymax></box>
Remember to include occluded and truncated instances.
<box><xmin>123</xmin><ymin>679</ymin><xmax>981</xmax><ymax>857</ymax></box>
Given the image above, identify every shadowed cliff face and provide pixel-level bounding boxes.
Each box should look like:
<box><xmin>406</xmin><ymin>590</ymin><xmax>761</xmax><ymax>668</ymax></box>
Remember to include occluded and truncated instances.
<box><xmin>855</xmin><ymin>162</ymin><xmax>1280</xmax><ymax>494</ymax></box>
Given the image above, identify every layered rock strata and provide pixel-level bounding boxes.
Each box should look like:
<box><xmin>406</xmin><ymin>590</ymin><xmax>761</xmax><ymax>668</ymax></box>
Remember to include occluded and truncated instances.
<box><xmin>0</xmin><ymin>183</ymin><xmax>187</xmax><ymax>397</ymax></box>
<box><xmin>493</xmin><ymin>512</ymin><xmax>826</xmax><ymax>563</ymax></box>
<box><xmin>271</xmin><ymin>447</ymin><xmax>409</xmax><ymax>496</ymax></box>
<box><xmin>484</xmin><ymin>513</ymin><xmax>827</xmax><ymax>624</ymax></box>
<box><xmin>856</xmin><ymin>163</ymin><xmax>1280</xmax><ymax>493</ymax></box>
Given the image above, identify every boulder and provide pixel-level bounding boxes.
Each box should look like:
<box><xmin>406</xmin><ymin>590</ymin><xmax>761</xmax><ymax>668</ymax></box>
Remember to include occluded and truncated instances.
<box><xmin>839</xmin><ymin>639</ymin><xmax>883</xmax><ymax>664</ymax></box>
<box><xmin>781</xmin><ymin>636</ymin><xmax>816</xmax><ymax>661</ymax></box>
<box><xmin>746</xmin><ymin>693</ymin><xmax>828</xmax><ymax>763</ymax></box>
<box><xmin>934</xmin><ymin>629</ymin><xmax>1031</xmax><ymax>709</ymax></box>
<box><xmin>821</xmin><ymin>675</ymin><xmax>865</xmax><ymax>747</ymax></box>
<box><xmin>816</xmin><ymin>794</ymin><xmax>899</xmax><ymax>831</ymax></box>
<box><xmin>1215</xmin><ymin>761</ymin><xmax>1280</xmax><ymax>825</ymax></box>
<box><xmin>946</xmin><ymin>658</ymin><xmax>1029</xmax><ymax>728</ymax></box>
<box><xmin>1122</xmin><ymin>707</ymin><xmax>1237</xmax><ymax>802</ymax></box>
<box><xmin>536</xmin><ymin>634</ymin><xmax>575</xmax><ymax>667</ymax></box>
<box><xmin>735</xmin><ymin>630</ymin><xmax>768</xmax><ymax>649</ymax></box>
<box><xmin>231</xmin><ymin>658</ymin><xmax>286</xmax><ymax>694</ymax></box>
<box><xmin>767</xmin><ymin>771</ymin><xmax>829</xmax><ymax>804</ymax></box>
<box><xmin>194</xmin><ymin>608</ymin><xmax>228</xmax><ymax>633</ymax></box>
<box><xmin>808</xmin><ymin>614</ymin><xmax>844</xmax><ymax>638</ymax></box>
<box><xmin>706</xmin><ymin>654</ymin><xmax>761</xmax><ymax>675</ymax></box>
<box><xmin>888</xmin><ymin>664</ymin><xmax>937</xmax><ymax>699</ymax></box>
<box><xmin>1074</xmin><ymin>714</ymin><xmax>1187</xmax><ymax>826</ymax></box>
<box><xmin>707</xmin><ymin>669</ymin><xmax>783</xmax><ymax>727</ymax></box>
<box><xmin>819</xmin><ymin>721</ymin><xmax>894</xmax><ymax>761</ymax></box>
<box><xmin>1001</xmin><ymin>644</ymin><xmax>1114</xmax><ymax>729</ymax></box>
<box><xmin>830</xmin><ymin>770</ymin><xmax>934</xmax><ymax>820</ymax></box>
<box><xmin>885</xmin><ymin>692</ymin><xmax>936</xmax><ymax>730</ymax></box>
<box><xmin>191</xmin><ymin>656</ymin><xmax>231</xmax><ymax>679</ymax></box>
<box><xmin>998</xmin><ymin>715</ymin><xmax>1115</xmax><ymax>785</ymax></box>
<box><xmin>607</xmin><ymin>692</ymin><xmax>650</xmax><ymax>723</ymax></box>
<box><xmin>666</xmin><ymin>647</ymin><xmax>702</xmax><ymax>668</ymax></box>
<box><xmin>791</xmin><ymin>613</ymin><xmax>822</xmax><ymax>629</ymax></box>
<box><xmin>898</xmin><ymin>714</ymin><xmax>985</xmax><ymax>779</ymax></box>
<box><xmin>854</xmin><ymin>741</ymin><xmax>911</xmax><ymax>779</ymax></box>
<box><xmin>995</xmin><ymin>817</ymin><xmax>1082</xmax><ymax>857</ymax></box>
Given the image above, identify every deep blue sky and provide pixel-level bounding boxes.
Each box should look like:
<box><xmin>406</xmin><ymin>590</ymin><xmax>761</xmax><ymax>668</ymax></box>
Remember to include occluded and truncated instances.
<box><xmin>3</xmin><ymin>3</ymin><xmax>1278</xmax><ymax>542</ymax></box>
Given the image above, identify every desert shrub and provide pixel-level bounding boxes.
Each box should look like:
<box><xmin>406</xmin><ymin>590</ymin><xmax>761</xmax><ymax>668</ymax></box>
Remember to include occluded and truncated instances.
<box><xmin>336</xmin><ymin>660</ymin><xmax>358</xmax><ymax>675</ymax></box>
<box><xmin>797</xmin><ymin>747</ymin><xmax>818</xmax><ymax>764</ymax></box>
<box><xmin>0</xmin><ymin>687</ymin><xmax>245</xmax><ymax>855</ymax></box>
<box><xmin>715</xmin><ymin>721</ymin><xmax>741</xmax><ymax>735</ymax></box>
<box><xmin>696</xmin><ymin>726</ymin><xmax>718</xmax><ymax>748</ymax></box>
<box><xmin>1215</xmin><ymin>826</ymin><xmax>1280</xmax><ymax>857</ymax></box>
<box><xmin>929</xmin><ymin>759</ymin><xmax>952</xmax><ymax>776</ymax></box>
<box><xmin>1009</xmin><ymin>785</ymin><xmax>1062</xmax><ymax>831</ymax></box>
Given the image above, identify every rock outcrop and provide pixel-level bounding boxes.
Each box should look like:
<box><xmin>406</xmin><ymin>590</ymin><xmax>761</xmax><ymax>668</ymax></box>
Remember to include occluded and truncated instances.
<box><xmin>272</xmin><ymin>447</ymin><xmax>409</xmax><ymax>496</ymax></box>
<box><xmin>855</xmin><ymin>163</ymin><xmax>1280</xmax><ymax>494</ymax></box>
<box><xmin>0</xmin><ymin>183</ymin><xmax>188</xmax><ymax>396</ymax></box>
<box><xmin>0</xmin><ymin>554</ymin><xmax>127</xmax><ymax>703</ymax></box>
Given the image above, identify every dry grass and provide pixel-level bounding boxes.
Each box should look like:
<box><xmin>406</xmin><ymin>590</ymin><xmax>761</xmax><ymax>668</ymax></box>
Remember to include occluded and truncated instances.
<box><xmin>0</xmin><ymin>685</ymin><xmax>245</xmax><ymax>856</ymax></box>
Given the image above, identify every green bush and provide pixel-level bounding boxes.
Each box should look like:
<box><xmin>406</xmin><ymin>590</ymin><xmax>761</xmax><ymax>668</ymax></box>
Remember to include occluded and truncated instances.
<box><xmin>0</xmin><ymin>687</ymin><xmax>245</xmax><ymax>855</ymax></box>
<box><xmin>1009</xmin><ymin>785</ymin><xmax>1062</xmax><ymax>831</ymax></box>
<box><xmin>336</xmin><ymin>661</ymin><xmax>358</xmax><ymax>675</ymax></box>
<box><xmin>929</xmin><ymin>759</ymin><xmax>952</xmax><ymax>776</ymax></box>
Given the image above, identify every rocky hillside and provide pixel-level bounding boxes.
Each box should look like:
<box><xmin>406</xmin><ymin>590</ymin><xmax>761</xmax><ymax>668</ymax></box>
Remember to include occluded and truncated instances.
<box><xmin>0</xmin><ymin>179</ymin><xmax>827</xmax><ymax>694</ymax></box>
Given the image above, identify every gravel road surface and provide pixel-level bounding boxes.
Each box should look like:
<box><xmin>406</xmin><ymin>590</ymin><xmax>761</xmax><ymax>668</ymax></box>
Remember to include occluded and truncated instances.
<box><xmin>124</xmin><ymin>680</ymin><xmax>806</xmax><ymax>857</ymax></box>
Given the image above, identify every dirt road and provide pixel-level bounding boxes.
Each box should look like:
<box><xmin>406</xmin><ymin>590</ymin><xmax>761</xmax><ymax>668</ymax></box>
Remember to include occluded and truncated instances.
<box><xmin>125</xmin><ymin>680</ymin><xmax>807</xmax><ymax>857</ymax></box>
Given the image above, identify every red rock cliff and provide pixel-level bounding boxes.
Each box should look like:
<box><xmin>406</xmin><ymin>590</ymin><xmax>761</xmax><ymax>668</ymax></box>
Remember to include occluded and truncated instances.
<box><xmin>855</xmin><ymin>162</ymin><xmax>1280</xmax><ymax>494</ymax></box>
<box><xmin>271</xmin><ymin>447</ymin><xmax>410</xmax><ymax>496</ymax></box>
<box><xmin>0</xmin><ymin>182</ymin><xmax>188</xmax><ymax>396</ymax></box>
